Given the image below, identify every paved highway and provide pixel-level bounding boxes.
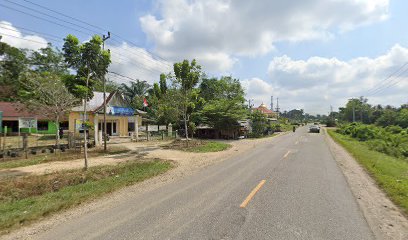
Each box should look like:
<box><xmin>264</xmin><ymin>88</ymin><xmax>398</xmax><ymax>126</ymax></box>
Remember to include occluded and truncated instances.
<box><xmin>35</xmin><ymin>126</ymin><xmax>374</xmax><ymax>239</ymax></box>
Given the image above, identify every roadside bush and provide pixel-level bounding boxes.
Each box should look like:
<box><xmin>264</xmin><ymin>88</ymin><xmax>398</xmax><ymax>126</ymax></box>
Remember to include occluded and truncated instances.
<box><xmin>338</xmin><ymin>123</ymin><xmax>408</xmax><ymax>160</ymax></box>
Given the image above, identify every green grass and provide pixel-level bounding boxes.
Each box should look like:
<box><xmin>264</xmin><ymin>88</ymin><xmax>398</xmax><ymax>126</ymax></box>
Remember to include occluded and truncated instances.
<box><xmin>0</xmin><ymin>160</ymin><xmax>172</xmax><ymax>233</ymax></box>
<box><xmin>0</xmin><ymin>146</ymin><xmax>131</xmax><ymax>170</ymax></box>
<box><xmin>328</xmin><ymin>130</ymin><xmax>408</xmax><ymax>215</ymax></box>
<box><xmin>186</xmin><ymin>141</ymin><xmax>231</xmax><ymax>153</ymax></box>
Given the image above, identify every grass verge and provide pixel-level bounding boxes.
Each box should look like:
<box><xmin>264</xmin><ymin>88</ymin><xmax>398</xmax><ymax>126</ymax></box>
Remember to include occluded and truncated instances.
<box><xmin>328</xmin><ymin>129</ymin><xmax>408</xmax><ymax>215</ymax></box>
<box><xmin>185</xmin><ymin>141</ymin><xmax>231</xmax><ymax>153</ymax></box>
<box><xmin>0</xmin><ymin>159</ymin><xmax>172</xmax><ymax>233</ymax></box>
<box><xmin>165</xmin><ymin>140</ymin><xmax>231</xmax><ymax>153</ymax></box>
<box><xmin>0</xmin><ymin>146</ymin><xmax>130</xmax><ymax>170</ymax></box>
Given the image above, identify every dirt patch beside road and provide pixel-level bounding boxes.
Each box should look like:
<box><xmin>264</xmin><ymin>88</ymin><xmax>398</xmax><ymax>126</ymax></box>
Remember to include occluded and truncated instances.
<box><xmin>324</xmin><ymin>128</ymin><xmax>408</xmax><ymax>240</ymax></box>
<box><xmin>0</xmin><ymin>134</ymin><xmax>286</xmax><ymax>240</ymax></box>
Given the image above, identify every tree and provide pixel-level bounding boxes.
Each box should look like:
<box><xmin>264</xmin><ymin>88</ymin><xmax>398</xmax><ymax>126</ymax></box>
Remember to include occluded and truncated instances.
<box><xmin>29</xmin><ymin>43</ymin><xmax>68</xmax><ymax>75</ymax></box>
<box><xmin>171</xmin><ymin>59</ymin><xmax>202</xmax><ymax>139</ymax></box>
<box><xmin>396</xmin><ymin>109</ymin><xmax>408</xmax><ymax>128</ymax></box>
<box><xmin>120</xmin><ymin>80</ymin><xmax>151</xmax><ymax>110</ymax></box>
<box><xmin>0</xmin><ymin>41</ymin><xmax>29</xmax><ymax>101</ymax></box>
<box><xmin>375</xmin><ymin>109</ymin><xmax>398</xmax><ymax>127</ymax></box>
<box><xmin>250</xmin><ymin>111</ymin><xmax>268</xmax><ymax>137</ymax></box>
<box><xmin>62</xmin><ymin>34</ymin><xmax>111</xmax><ymax>170</ymax></box>
<box><xmin>198</xmin><ymin>76</ymin><xmax>247</xmax><ymax>130</ymax></box>
<box><xmin>20</xmin><ymin>72</ymin><xmax>78</xmax><ymax>148</ymax></box>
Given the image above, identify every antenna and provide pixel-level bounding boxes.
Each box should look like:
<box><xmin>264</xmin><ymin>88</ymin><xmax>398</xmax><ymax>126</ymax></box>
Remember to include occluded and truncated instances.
<box><xmin>271</xmin><ymin>96</ymin><xmax>273</xmax><ymax>111</ymax></box>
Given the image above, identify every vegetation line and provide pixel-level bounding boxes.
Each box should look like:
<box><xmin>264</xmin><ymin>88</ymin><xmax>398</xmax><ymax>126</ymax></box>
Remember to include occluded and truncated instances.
<box><xmin>0</xmin><ymin>160</ymin><xmax>173</xmax><ymax>233</ymax></box>
<box><xmin>328</xmin><ymin>129</ymin><xmax>408</xmax><ymax>216</ymax></box>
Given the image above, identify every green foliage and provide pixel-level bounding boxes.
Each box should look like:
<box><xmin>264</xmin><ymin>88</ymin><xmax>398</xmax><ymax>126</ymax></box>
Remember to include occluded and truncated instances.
<box><xmin>0</xmin><ymin>160</ymin><xmax>172</xmax><ymax>231</ymax></box>
<box><xmin>62</xmin><ymin>34</ymin><xmax>111</xmax><ymax>100</ymax></box>
<box><xmin>375</xmin><ymin>109</ymin><xmax>398</xmax><ymax>127</ymax></box>
<box><xmin>0</xmin><ymin>41</ymin><xmax>29</xmax><ymax>101</ymax></box>
<box><xmin>120</xmin><ymin>80</ymin><xmax>151</xmax><ymax>110</ymax></box>
<box><xmin>198</xmin><ymin>76</ymin><xmax>247</xmax><ymax>130</ymax></box>
<box><xmin>250</xmin><ymin>111</ymin><xmax>268</xmax><ymax>137</ymax></box>
<box><xmin>328</xmin><ymin>130</ymin><xmax>408</xmax><ymax>215</ymax></box>
<box><xmin>337</xmin><ymin>123</ymin><xmax>408</xmax><ymax>159</ymax></box>
<box><xmin>396</xmin><ymin>109</ymin><xmax>408</xmax><ymax>128</ymax></box>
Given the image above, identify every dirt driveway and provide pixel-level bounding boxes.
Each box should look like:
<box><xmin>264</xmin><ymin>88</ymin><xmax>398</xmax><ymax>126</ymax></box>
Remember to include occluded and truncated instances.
<box><xmin>0</xmin><ymin>135</ymin><xmax>285</xmax><ymax>177</ymax></box>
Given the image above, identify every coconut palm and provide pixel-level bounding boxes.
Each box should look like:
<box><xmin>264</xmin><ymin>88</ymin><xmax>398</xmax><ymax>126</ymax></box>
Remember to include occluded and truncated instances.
<box><xmin>120</xmin><ymin>80</ymin><xmax>151</xmax><ymax>109</ymax></box>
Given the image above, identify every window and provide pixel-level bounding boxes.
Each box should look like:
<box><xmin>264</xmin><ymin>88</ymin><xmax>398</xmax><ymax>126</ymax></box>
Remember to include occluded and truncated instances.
<box><xmin>37</xmin><ymin>121</ymin><xmax>48</xmax><ymax>131</ymax></box>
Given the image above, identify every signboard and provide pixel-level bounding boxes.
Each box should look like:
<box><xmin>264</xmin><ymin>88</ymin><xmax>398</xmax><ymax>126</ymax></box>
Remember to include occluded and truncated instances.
<box><xmin>18</xmin><ymin>117</ymin><xmax>37</xmax><ymax>129</ymax></box>
<box><xmin>148</xmin><ymin>125</ymin><xmax>158</xmax><ymax>132</ymax></box>
<box><xmin>138</xmin><ymin>126</ymin><xmax>146</xmax><ymax>131</ymax></box>
<box><xmin>107</xmin><ymin>106</ymin><xmax>134</xmax><ymax>116</ymax></box>
<box><xmin>0</xmin><ymin>111</ymin><xmax>2</xmax><ymax>133</ymax></box>
<box><xmin>159</xmin><ymin>125</ymin><xmax>167</xmax><ymax>131</ymax></box>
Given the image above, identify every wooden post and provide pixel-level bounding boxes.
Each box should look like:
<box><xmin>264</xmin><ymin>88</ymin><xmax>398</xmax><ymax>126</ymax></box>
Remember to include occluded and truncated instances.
<box><xmin>3</xmin><ymin>126</ymin><xmax>7</xmax><ymax>158</ymax></box>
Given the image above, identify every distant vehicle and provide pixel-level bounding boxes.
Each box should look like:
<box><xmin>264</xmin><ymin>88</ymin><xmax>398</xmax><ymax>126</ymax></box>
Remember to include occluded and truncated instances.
<box><xmin>309</xmin><ymin>125</ymin><xmax>320</xmax><ymax>133</ymax></box>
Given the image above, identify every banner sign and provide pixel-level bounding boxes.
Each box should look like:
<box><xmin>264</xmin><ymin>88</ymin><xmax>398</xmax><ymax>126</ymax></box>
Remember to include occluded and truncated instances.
<box><xmin>159</xmin><ymin>125</ymin><xmax>167</xmax><ymax>131</ymax></box>
<box><xmin>18</xmin><ymin>117</ymin><xmax>37</xmax><ymax>129</ymax></box>
<box><xmin>138</xmin><ymin>126</ymin><xmax>146</xmax><ymax>131</ymax></box>
<box><xmin>108</xmin><ymin>106</ymin><xmax>134</xmax><ymax>116</ymax></box>
<box><xmin>148</xmin><ymin>125</ymin><xmax>158</xmax><ymax>132</ymax></box>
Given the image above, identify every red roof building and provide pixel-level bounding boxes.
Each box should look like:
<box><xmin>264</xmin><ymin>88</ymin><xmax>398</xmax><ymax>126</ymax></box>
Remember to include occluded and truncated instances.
<box><xmin>252</xmin><ymin>103</ymin><xmax>278</xmax><ymax>118</ymax></box>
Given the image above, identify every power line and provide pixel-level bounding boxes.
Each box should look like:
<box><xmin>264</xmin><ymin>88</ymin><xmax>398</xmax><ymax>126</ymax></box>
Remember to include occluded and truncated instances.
<box><xmin>0</xmin><ymin>25</ymin><xmax>62</xmax><ymax>43</ymax></box>
<box><xmin>0</xmin><ymin>3</ymin><xmax>91</xmax><ymax>36</ymax></box>
<box><xmin>369</xmin><ymin>67</ymin><xmax>408</xmax><ymax>96</ymax></box>
<box><xmin>364</xmin><ymin>61</ymin><xmax>408</xmax><ymax>96</ymax></box>
<box><xmin>17</xmin><ymin>0</ymin><xmax>173</xmax><ymax>66</ymax></box>
<box><xmin>4</xmin><ymin>0</ymin><xmax>103</xmax><ymax>35</ymax></box>
<box><xmin>21</xmin><ymin>0</ymin><xmax>108</xmax><ymax>33</ymax></box>
<box><xmin>0</xmin><ymin>22</ymin><xmax>63</xmax><ymax>40</ymax></box>
<box><xmin>0</xmin><ymin>32</ymin><xmax>49</xmax><ymax>45</ymax></box>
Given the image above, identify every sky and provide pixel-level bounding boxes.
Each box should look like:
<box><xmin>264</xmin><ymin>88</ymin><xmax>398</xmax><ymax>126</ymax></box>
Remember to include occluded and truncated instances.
<box><xmin>0</xmin><ymin>0</ymin><xmax>407</xmax><ymax>114</ymax></box>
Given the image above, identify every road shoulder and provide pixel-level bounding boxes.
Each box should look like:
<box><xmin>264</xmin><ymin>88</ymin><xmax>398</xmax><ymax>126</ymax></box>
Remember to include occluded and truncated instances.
<box><xmin>324</xmin><ymin>128</ymin><xmax>408</xmax><ymax>240</ymax></box>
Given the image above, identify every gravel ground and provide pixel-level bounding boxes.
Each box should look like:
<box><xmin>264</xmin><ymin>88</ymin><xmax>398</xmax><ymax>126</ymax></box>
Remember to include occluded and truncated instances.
<box><xmin>0</xmin><ymin>134</ymin><xmax>286</xmax><ymax>239</ymax></box>
<box><xmin>324</xmin><ymin>128</ymin><xmax>408</xmax><ymax>240</ymax></box>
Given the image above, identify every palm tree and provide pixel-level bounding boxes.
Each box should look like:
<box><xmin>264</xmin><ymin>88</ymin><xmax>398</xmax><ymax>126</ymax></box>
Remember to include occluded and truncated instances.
<box><xmin>120</xmin><ymin>80</ymin><xmax>151</xmax><ymax>109</ymax></box>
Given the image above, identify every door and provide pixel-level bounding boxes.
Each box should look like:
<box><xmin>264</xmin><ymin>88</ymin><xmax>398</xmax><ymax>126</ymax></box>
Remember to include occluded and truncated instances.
<box><xmin>112</xmin><ymin>121</ymin><xmax>117</xmax><ymax>135</ymax></box>
<box><xmin>107</xmin><ymin>122</ymin><xmax>112</xmax><ymax>136</ymax></box>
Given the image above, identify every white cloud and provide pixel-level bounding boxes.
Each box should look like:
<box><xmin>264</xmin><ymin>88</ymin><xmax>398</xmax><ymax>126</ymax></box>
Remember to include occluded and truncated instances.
<box><xmin>107</xmin><ymin>42</ymin><xmax>173</xmax><ymax>84</ymax></box>
<box><xmin>0</xmin><ymin>21</ymin><xmax>47</xmax><ymax>50</ymax></box>
<box><xmin>140</xmin><ymin>0</ymin><xmax>389</xmax><ymax>72</ymax></box>
<box><xmin>258</xmin><ymin>44</ymin><xmax>408</xmax><ymax>114</ymax></box>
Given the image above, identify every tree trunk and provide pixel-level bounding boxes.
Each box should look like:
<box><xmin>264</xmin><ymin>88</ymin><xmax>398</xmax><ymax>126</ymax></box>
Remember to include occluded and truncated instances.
<box><xmin>55</xmin><ymin>115</ymin><xmax>60</xmax><ymax>151</ymax></box>
<box><xmin>184</xmin><ymin>111</ymin><xmax>188</xmax><ymax>140</ymax></box>
<box><xmin>83</xmin><ymin>72</ymin><xmax>90</xmax><ymax>170</ymax></box>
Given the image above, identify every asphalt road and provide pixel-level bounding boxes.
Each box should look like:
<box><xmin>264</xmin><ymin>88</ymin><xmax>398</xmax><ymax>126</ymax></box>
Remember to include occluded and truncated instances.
<box><xmin>34</xmin><ymin>126</ymin><xmax>374</xmax><ymax>240</ymax></box>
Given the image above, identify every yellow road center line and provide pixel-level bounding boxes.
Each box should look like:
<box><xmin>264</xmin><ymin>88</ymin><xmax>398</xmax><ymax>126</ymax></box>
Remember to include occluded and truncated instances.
<box><xmin>283</xmin><ymin>150</ymin><xmax>291</xmax><ymax>158</ymax></box>
<box><xmin>240</xmin><ymin>180</ymin><xmax>266</xmax><ymax>208</ymax></box>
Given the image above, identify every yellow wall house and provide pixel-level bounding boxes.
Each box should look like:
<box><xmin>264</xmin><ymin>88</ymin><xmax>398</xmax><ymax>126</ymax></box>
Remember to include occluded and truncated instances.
<box><xmin>69</xmin><ymin>91</ymin><xmax>145</xmax><ymax>144</ymax></box>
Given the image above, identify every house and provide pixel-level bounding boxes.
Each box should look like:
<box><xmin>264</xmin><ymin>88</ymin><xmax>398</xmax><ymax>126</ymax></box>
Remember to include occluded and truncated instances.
<box><xmin>68</xmin><ymin>91</ymin><xmax>145</xmax><ymax>143</ymax></box>
<box><xmin>0</xmin><ymin>102</ymin><xmax>67</xmax><ymax>135</ymax></box>
<box><xmin>195</xmin><ymin>120</ymin><xmax>250</xmax><ymax>139</ymax></box>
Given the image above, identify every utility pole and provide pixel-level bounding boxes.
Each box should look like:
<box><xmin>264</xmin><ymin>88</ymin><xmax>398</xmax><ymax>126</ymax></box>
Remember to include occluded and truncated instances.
<box><xmin>102</xmin><ymin>32</ymin><xmax>110</xmax><ymax>151</ymax></box>
<box><xmin>271</xmin><ymin>96</ymin><xmax>273</xmax><ymax>111</ymax></box>
<box><xmin>276</xmin><ymin>98</ymin><xmax>280</xmax><ymax>118</ymax></box>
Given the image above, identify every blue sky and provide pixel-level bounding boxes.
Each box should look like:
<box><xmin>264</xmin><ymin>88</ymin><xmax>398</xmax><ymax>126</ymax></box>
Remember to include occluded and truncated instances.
<box><xmin>1</xmin><ymin>0</ymin><xmax>407</xmax><ymax>114</ymax></box>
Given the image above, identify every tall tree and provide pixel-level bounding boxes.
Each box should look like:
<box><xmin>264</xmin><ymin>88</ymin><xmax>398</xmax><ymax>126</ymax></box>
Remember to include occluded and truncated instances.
<box><xmin>19</xmin><ymin>72</ymin><xmax>78</xmax><ymax>148</ymax></box>
<box><xmin>171</xmin><ymin>59</ymin><xmax>202</xmax><ymax>139</ymax></box>
<box><xmin>29</xmin><ymin>43</ymin><xmax>68</xmax><ymax>75</ymax></box>
<box><xmin>62</xmin><ymin>34</ymin><xmax>111</xmax><ymax>170</ymax></box>
<box><xmin>0</xmin><ymin>41</ymin><xmax>29</xmax><ymax>101</ymax></box>
<box><xmin>198</xmin><ymin>76</ymin><xmax>247</xmax><ymax>130</ymax></box>
<box><xmin>120</xmin><ymin>80</ymin><xmax>151</xmax><ymax>110</ymax></box>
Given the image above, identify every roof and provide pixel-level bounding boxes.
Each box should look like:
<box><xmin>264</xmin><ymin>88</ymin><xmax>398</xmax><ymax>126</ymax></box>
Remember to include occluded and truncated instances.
<box><xmin>253</xmin><ymin>103</ymin><xmax>274</xmax><ymax>114</ymax></box>
<box><xmin>72</xmin><ymin>92</ymin><xmax>113</xmax><ymax>112</ymax></box>
<box><xmin>71</xmin><ymin>91</ymin><xmax>147</xmax><ymax>115</ymax></box>
<box><xmin>0</xmin><ymin>102</ymin><xmax>49</xmax><ymax>120</ymax></box>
